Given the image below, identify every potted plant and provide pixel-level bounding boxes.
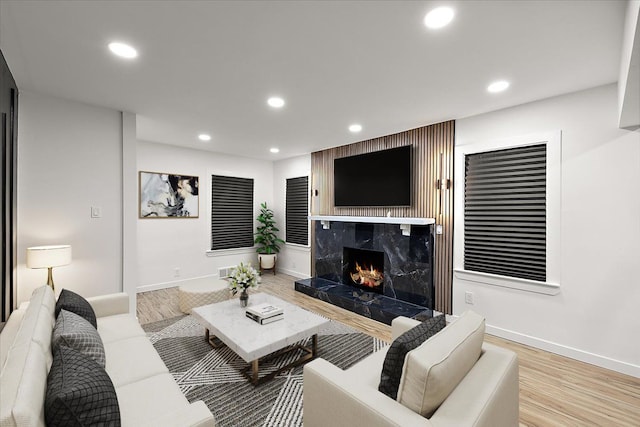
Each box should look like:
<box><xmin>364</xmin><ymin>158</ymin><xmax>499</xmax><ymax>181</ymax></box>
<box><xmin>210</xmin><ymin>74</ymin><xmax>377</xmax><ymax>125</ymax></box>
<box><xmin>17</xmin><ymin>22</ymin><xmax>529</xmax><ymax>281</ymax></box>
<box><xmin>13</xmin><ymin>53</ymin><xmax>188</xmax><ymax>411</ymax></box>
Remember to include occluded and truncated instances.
<box><xmin>228</xmin><ymin>262</ymin><xmax>259</xmax><ymax>307</ymax></box>
<box><xmin>254</xmin><ymin>202</ymin><xmax>284</xmax><ymax>274</ymax></box>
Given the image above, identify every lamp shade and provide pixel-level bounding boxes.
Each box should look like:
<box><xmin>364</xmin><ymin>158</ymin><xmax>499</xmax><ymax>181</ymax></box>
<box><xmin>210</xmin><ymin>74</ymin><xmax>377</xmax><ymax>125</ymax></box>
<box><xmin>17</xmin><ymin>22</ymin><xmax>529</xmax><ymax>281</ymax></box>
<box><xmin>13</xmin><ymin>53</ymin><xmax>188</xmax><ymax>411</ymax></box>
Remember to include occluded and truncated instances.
<box><xmin>26</xmin><ymin>245</ymin><xmax>72</xmax><ymax>269</ymax></box>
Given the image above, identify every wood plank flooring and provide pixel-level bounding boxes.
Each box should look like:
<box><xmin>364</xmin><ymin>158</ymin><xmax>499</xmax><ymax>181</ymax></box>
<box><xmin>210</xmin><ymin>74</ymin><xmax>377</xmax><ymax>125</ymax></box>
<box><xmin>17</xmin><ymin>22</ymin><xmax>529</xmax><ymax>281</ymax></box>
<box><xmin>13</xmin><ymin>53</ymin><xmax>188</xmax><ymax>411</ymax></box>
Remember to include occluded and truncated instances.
<box><xmin>136</xmin><ymin>273</ymin><xmax>640</xmax><ymax>427</ymax></box>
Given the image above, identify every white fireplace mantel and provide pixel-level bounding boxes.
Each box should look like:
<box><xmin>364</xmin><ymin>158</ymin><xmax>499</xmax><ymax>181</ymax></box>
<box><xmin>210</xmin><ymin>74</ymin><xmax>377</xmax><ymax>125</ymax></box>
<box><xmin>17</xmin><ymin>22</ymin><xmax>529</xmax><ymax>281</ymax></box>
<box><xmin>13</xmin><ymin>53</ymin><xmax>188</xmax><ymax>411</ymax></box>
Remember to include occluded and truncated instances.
<box><xmin>308</xmin><ymin>215</ymin><xmax>435</xmax><ymax>236</ymax></box>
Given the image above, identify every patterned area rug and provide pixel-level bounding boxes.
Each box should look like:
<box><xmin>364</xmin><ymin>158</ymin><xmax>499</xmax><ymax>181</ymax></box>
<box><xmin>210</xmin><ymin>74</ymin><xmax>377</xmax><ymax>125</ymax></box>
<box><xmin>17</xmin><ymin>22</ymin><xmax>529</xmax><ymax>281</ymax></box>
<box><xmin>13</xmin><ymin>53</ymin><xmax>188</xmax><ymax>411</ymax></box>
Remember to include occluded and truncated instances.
<box><xmin>142</xmin><ymin>314</ymin><xmax>386</xmax><ymax>427</ymax></box>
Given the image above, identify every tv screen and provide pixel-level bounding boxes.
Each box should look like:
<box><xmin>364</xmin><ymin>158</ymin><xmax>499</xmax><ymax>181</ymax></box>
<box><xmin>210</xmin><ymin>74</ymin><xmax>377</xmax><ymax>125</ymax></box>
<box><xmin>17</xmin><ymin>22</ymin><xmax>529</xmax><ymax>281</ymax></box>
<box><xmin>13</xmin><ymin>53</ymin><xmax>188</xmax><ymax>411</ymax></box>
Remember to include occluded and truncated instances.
<box><xmin>334</xmin><ymin>146</ymin><xmax>412</xmax><ymax>207</ymax></box>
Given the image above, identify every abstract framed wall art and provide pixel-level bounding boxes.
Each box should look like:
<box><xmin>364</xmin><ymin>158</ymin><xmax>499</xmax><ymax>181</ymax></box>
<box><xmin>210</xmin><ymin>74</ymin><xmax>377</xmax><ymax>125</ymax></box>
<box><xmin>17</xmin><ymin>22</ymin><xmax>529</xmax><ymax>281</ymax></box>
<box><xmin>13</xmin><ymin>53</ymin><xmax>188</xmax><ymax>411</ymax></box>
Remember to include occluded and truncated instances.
<box><xmin>139</xmin><ymin>171</ymin><xmax>199</xmax><ymax>218</ymax></box>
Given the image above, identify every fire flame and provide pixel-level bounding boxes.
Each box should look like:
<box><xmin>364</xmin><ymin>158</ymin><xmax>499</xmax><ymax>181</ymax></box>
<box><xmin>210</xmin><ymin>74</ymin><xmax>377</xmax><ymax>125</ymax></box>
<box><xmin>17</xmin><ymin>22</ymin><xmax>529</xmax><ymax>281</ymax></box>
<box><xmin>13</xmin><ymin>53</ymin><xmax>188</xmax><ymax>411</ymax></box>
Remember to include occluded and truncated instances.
<box><xmin>350</xmin><ymin>262</ymin><xmax>384</xmax><ymax>288</ymax></box>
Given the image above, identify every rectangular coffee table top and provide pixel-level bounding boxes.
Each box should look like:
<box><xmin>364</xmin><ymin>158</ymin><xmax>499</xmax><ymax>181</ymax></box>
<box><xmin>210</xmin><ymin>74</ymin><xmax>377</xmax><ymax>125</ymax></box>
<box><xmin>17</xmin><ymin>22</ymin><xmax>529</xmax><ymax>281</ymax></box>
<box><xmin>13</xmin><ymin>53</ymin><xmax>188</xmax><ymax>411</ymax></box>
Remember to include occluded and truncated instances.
<box><xmin>191</xmin><ymin>292</ymin><xmax>329</xmax><ymax>362</ymax></box>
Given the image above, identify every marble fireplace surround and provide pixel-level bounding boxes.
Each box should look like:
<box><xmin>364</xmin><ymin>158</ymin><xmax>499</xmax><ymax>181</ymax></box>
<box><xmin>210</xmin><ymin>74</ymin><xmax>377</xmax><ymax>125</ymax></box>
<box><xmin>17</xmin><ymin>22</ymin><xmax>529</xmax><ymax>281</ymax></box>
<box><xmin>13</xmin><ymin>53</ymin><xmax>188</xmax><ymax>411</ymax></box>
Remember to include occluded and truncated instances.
<box><xmin>295</xmin><ymin>216</ymin><xmax>435</xmax><ymax>325</ymax></box>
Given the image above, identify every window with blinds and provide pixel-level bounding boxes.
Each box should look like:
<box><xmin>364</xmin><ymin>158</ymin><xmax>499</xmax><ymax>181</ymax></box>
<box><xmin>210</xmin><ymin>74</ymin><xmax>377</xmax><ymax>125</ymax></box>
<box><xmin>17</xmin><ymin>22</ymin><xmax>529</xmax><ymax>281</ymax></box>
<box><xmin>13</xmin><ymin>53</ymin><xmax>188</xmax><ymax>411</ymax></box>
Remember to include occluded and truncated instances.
<box><xmin>464</xmin><ymin>144</ymin><xmax>546</xmax><ymax>282</ymax></box>
<box><xmin>211</xmin><ymin>175</ymin><xmax>254</xmax><ymax>250</ymax></box>
<box><xmin>286</xmin><ymin>176</ymin><xmax>309</xmax><ymax>245</ymax></box>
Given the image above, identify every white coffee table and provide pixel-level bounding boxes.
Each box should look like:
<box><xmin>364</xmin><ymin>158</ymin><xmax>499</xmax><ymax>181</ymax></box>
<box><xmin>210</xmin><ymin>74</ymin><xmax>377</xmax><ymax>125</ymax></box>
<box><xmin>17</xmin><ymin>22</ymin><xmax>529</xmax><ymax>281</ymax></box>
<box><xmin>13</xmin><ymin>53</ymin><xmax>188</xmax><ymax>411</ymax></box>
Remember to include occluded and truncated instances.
<box><xmin>191</xmin><ymin>292</ymin><xmax>330</xmax><ymax>385</ymax></box>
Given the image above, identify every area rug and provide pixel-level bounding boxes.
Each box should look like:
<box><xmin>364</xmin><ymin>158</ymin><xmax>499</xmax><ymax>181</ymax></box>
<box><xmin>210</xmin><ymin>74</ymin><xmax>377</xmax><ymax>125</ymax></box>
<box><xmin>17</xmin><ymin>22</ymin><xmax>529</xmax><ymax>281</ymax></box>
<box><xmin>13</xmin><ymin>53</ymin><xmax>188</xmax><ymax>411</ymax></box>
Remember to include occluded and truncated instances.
<box><xmin>142</xmin><ymin>314</ymin><xmax>387</xmax><ymax>427</ymax></box>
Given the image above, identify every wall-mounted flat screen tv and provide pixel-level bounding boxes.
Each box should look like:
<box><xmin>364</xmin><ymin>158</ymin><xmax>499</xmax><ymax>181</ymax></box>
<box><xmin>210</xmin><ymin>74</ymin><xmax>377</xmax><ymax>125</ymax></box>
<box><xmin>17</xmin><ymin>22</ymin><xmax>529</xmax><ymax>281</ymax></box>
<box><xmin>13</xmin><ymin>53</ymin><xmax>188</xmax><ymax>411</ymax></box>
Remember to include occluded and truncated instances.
<box><xmin>334</xmin><ymin>145</ymin><xmax>412</xmax><ymax>207</ymax></box>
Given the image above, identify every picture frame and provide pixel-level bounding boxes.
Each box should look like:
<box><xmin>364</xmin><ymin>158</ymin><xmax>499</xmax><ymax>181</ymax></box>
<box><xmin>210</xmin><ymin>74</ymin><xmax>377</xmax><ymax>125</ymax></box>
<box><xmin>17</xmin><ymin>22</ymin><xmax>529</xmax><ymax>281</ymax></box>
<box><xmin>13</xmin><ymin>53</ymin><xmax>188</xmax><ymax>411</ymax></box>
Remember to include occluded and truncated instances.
<box><xmin>139</xmin><ymin>171</ymin><xmax>199</xmax><ymax>218</ymax></box>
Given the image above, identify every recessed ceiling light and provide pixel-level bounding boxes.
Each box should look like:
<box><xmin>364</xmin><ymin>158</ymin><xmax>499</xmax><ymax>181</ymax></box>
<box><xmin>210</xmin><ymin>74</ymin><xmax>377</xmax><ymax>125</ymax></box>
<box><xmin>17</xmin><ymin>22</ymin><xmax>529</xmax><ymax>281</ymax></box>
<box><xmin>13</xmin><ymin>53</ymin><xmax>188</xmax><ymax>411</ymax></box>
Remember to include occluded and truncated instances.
<box><xmin>424</xmin><ymin>7</ymin><xmax>455</xmax><ymax>29</ymax></box>
<box><xmin>487</xmin><ymin>80</ymin><xmax>510</xmax><ymax>93</ymax></box>
<box><xmin>108</xmin><ymin>42</ymin><xmax>138</xmax><ymax>59</ymax></box>
<box><xmin>270</xmin><ymin>148</ymin><xmax>280</xmax><ymax>153</ymax></box>
<box><xmin>349</xmin><ymin>124</ymin><xmax>362</xmax><ymax>133</ymax></box>
<box><xmin>198</xmin><ymin>134</ymin><xmax>211</xmax><ymax>141</ymax></box>
<box><xmin>267</xmin><ymin>97</ymin><xmax>285</xmax><ymax>108</ymax></box>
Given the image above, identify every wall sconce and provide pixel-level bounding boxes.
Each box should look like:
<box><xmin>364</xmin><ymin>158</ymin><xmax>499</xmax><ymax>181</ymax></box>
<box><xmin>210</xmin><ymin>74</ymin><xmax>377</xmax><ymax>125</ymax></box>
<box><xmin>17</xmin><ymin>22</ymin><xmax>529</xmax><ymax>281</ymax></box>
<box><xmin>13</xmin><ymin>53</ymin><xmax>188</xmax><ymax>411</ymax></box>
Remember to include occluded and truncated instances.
<box><xmin>26</xmin><ymin>245</ymin><xmax>72</xmax><ymax>291</ymax></box>
<box><xmin>436</xmin><ymin>153</ymin><xmax>450</xmax><ymax>215</ymax></box>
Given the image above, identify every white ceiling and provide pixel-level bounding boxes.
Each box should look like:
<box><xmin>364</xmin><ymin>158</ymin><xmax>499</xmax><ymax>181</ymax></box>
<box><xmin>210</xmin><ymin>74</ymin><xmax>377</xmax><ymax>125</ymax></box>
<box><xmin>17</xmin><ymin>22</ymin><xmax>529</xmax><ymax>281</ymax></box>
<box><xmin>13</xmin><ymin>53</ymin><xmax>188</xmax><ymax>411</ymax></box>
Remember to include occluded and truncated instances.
<box><xmin>0</xmin><ymin>0</ymin><xmax>627</xmax><ymax>160</ymax></box>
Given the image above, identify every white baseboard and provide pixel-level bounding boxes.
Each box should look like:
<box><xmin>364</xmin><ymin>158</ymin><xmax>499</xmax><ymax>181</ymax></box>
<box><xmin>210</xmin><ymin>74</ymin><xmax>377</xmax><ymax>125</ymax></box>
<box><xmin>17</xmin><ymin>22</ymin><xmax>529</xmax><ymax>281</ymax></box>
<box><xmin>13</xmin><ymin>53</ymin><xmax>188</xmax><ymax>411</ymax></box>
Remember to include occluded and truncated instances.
<box><xmin>274</xmin><ymin>268</ymin><xmax>309</xmax><ymax>279</ymax></box>
<box><xmin>137</xmin><ymin>274</ymin><xmax>220</xmax><ymax>293</ymax></box>
<box><xmin>445</xmin><ymin>314</ymin><xmax>639</xmax><ymax>377</ymax></box>
<box><xmin>486</xmin><ymin>322</ymin><xmax>639</xmax><ymax>378</ymax></box>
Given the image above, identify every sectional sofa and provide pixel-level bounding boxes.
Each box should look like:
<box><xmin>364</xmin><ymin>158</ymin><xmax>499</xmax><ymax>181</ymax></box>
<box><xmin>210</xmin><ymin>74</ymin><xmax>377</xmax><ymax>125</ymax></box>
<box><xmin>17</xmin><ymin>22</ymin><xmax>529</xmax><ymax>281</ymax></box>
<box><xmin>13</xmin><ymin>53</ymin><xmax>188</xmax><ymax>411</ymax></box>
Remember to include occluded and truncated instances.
<box><xmin>0</xmin><ymin>286</ymin><xmax>215</xmax><ymax>427</ymax></box>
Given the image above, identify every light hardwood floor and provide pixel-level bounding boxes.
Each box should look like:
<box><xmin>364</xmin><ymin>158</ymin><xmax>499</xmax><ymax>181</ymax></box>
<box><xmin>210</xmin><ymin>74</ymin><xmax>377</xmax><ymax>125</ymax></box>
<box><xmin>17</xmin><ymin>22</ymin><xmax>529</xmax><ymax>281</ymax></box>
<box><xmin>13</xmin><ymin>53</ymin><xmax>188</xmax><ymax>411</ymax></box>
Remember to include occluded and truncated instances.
<box><xmin>136</xmin><ymin>273</ymin><xmax>640</xmax><ymax>427</ymax></box>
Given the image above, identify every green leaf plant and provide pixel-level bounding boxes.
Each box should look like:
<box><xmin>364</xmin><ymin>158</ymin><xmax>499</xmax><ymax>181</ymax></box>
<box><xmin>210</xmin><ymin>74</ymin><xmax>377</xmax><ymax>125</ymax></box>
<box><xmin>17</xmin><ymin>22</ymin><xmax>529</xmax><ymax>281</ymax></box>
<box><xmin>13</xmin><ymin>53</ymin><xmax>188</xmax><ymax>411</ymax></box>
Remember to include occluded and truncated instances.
<box><xmin>254</xmin><ymin>202</ymin><xmax>285</xmax><ymax>254</ymax></box>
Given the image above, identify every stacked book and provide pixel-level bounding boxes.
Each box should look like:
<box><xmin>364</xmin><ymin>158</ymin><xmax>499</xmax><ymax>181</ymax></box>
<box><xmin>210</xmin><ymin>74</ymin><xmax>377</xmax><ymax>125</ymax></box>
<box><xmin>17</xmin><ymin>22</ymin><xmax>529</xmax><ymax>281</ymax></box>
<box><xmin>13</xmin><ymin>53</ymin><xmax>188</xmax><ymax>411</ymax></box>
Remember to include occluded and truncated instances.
<box><xmin>246</xmin><ymin>303</ymin><xmax>284</xmax><ymax>325</ymax></box>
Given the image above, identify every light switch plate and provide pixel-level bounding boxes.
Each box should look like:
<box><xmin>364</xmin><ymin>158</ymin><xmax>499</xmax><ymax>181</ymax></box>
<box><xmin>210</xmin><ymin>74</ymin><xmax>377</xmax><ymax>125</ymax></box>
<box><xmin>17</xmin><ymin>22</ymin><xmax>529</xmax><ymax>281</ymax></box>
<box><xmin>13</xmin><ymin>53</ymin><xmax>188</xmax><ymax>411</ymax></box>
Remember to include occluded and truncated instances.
<box><xmin>91</xmin><ymin>206</ymin><xmax>102</xmax><ymax>218</ymax></box>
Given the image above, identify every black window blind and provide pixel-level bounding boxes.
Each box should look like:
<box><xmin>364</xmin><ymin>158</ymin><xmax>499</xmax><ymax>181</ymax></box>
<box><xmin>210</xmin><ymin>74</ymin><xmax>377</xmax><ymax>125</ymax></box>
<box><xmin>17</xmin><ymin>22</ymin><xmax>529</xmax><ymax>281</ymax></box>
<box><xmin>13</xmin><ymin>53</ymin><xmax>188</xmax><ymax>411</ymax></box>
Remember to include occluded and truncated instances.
<box><xmin>211</xmin><ymin>175</ymin><xmax>254</xmax><ymax>250</ymax></box>
<box><xmin>286</xmin><ymin>176</ymin><xmax>309</xmax><ymax>245</ymax></box>
<box><xmin>464</xmin><ymin>144</ymin><xmax>547</xmax><ymax>282</ymax></box>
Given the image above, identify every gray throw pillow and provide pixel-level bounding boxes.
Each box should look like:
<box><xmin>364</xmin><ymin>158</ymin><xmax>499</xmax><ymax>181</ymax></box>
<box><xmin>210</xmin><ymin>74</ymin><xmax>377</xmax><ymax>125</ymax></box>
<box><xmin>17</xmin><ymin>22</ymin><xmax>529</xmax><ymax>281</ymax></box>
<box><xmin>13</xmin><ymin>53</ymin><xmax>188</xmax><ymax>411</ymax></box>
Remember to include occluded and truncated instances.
<box><xmin>379</xmin><ymin>315</ymin><xmax>446</xmax><ymax>399</ymax></box>
<box><xmin>45</xmin><ymin>345</ymin><xmax>120</xmax><ymax>427</ymax></box>
<box><xmin>55</xmin><ymin>289</ymin><xmax>97</xmax><ymax>328</ymax></box>
<box><xmin>52</xmin><ymin>309</ymin><xmax>106</xmax><ymax>368</ymax></box>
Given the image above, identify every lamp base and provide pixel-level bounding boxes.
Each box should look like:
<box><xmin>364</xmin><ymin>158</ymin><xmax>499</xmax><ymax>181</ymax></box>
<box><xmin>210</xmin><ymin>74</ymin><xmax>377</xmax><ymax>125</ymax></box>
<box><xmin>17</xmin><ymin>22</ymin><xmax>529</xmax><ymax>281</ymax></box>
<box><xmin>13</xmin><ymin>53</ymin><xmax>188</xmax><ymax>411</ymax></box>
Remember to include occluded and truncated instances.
<box><xmin>47</xmin><ymin>267</ymin><xmax>55</xmax><ymax>292</ymax></box>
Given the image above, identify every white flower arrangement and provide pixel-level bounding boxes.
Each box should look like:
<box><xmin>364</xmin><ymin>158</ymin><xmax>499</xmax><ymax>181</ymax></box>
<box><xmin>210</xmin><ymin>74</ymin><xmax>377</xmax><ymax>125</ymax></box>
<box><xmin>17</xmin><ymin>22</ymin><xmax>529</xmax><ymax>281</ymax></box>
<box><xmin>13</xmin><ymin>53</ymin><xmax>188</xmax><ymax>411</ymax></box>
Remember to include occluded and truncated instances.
<box><xmin>228</xmin><ymin>262</ymin><xmax>259</xmax><ymax>295</ymax></box>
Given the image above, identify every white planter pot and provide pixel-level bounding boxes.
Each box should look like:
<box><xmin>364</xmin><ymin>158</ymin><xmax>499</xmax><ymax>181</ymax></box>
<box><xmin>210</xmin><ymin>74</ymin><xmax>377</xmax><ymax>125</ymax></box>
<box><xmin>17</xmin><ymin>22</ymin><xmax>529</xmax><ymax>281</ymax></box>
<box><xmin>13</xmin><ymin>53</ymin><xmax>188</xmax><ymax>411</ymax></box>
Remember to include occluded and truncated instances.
<box><xmin>258</xmin><ymin>253</ymin><xmax>277</xmax><ymax>270</ymax></box>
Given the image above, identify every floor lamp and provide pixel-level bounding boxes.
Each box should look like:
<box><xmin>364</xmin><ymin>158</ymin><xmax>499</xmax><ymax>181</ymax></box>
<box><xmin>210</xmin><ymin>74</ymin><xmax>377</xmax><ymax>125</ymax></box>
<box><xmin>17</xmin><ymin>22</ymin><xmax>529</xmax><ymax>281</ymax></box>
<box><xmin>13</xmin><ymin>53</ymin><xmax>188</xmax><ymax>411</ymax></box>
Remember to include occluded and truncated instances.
<box><xmin>26</xmin><ymin>245</ymin><xmax>72</xmax><ymax>292</ymax></box>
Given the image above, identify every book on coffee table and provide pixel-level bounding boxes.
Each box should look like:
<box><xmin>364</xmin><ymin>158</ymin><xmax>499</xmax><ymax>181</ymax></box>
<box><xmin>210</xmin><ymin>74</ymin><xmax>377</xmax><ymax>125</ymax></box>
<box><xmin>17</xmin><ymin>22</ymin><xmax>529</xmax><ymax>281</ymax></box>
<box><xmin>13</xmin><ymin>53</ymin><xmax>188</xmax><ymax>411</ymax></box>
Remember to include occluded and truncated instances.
<box><xmin>246</xmin><ymin>311</ymin><xmax>283</xmax><ymax>325</ymax></box>
<box><xmin>246</xmin><ymin>303</ymin><xmax>283</xmax><ymax>319</ymax></box>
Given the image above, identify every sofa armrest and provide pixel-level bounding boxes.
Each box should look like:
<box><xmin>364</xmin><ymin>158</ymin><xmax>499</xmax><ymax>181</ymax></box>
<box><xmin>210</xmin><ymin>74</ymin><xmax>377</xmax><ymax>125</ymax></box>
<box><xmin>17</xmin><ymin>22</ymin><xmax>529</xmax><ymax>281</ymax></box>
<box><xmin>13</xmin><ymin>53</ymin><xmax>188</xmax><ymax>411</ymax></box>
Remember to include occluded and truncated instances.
<box><xmin>139</xmin><ymin>401</ymin><xmax>216</xmax><ymax>427</ymax></box>
<box><xmin>391</xmin><ymin>316</ymin><xmax>421</xmax><ymax>340</ymax></box>
<box><xmin>86</xmin><ymin>293</ymin><xmax>130</xmax><ymax>318</ymax></box>
<box><xmin>304</xmin><ymin>358</ymin><xmax>431</xmax><ymax>427</ymax></box>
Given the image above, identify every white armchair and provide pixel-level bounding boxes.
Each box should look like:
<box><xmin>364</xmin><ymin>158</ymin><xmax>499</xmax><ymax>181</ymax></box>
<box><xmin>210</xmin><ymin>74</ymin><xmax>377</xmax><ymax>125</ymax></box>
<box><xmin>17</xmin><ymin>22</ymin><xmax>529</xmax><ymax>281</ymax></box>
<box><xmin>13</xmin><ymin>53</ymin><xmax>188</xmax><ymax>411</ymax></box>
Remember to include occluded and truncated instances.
<box><xmin>303</xmin><ymin>314</ymin><xmax>519</xmax><ymax>427</ymax></box>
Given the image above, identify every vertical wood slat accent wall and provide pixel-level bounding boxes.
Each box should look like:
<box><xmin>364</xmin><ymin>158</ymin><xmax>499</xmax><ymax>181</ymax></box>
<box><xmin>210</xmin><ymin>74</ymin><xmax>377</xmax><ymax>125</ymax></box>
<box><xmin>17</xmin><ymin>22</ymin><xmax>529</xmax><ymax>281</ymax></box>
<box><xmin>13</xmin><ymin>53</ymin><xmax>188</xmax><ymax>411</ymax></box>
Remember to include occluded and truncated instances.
<box><xmin>310</xmin><ymin>121</ymin><xmax>455</xmax><ymax>314</ymax></box>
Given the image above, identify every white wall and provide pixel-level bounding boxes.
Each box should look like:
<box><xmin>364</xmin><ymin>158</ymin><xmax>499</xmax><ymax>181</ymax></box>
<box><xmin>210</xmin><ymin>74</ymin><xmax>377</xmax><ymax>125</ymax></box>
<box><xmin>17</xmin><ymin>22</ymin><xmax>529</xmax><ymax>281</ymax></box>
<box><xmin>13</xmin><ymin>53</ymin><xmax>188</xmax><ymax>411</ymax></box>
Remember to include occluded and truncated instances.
<box><xmin>273</xmin><ymin>154</ymin><xmax>312</xmax><ymax>278</ymax></box>
<box><xmin>17</xmin><ymin>91</ymin><xmax>123</xmax><ymax>302</ymax></box>
<box><xmin>455</xmin><ymin>84</ymin><xmax>640</xmax><ymax>376</ymax></box>
<box><xmin>136</xmin><ymin>140</ymin><xmax>274</xmax><ymax>290</ymax></box>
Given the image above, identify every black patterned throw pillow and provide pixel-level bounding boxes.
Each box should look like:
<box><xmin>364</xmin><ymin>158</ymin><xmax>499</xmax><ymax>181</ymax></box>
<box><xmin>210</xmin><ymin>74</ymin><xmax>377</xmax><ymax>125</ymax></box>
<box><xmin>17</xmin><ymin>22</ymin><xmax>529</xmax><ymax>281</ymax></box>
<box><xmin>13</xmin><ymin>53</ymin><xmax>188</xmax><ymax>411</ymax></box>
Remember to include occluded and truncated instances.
<box><xmin>55</xmin><ymin>289</ymin><xmax>97</xmax><ymax>329</ymax></box>
<box><xmin>52</xmin><ymin>309</ymin><xmax>106</xmax><ymax>368</ymax></box>
<box><xmin>45</xmin><ymin>345</ymin><xmax>121</xmax><ymax>427</ymax></box>
<box><xmin>379</xmin><ymin>315</ymin><xmax>446</xmax><ymax>400</ymax></box>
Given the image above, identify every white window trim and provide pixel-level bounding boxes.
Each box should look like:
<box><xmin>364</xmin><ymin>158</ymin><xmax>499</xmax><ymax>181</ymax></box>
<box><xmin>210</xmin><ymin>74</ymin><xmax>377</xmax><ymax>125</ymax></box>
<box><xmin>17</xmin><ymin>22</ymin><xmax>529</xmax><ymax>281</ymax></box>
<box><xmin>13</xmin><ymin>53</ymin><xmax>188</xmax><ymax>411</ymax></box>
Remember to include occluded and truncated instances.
<box><xmin>284</xmin><ymin>242</ymin><xmax>311</xmax><ymax>251</ymax></box>
<box><xmin>454</xmin><ymin>130</ymin><xmax>561</xmax><ymax>294</ymax></box>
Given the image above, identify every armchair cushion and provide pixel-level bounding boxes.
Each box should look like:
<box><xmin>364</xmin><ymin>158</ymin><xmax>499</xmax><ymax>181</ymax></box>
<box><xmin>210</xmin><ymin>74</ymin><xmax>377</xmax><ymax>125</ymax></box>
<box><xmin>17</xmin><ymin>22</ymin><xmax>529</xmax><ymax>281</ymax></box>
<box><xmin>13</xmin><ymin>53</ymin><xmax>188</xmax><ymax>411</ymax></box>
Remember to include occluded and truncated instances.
<box><xmin>397</xmin><ymin>310</ymin><xmax>485</xmax><ymax>417</ymax></box>
<box><xmin>379</xmin><ymin>315</ymin><xmax>445</xmax><ymax>399</ymax></box>
<box><xmin>55</xmin><ymin>289</ymin><xmax>97</xmax><ymax>328</ymax></box>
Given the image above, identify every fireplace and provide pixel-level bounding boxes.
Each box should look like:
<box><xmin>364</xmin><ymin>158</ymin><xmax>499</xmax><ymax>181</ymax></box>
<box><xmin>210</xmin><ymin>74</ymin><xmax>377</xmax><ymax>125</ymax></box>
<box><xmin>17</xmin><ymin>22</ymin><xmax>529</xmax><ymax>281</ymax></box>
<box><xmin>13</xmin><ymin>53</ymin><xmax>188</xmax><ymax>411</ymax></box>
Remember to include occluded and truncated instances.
<box><xmin>297</xmin><ymin>220</ymin><xmax>434</xmax><ymax>324</ymax></box>
<box><xmin>343</xmin><ymin>247</ymin><xmax>384</xmax><ymax>294</ymax></box>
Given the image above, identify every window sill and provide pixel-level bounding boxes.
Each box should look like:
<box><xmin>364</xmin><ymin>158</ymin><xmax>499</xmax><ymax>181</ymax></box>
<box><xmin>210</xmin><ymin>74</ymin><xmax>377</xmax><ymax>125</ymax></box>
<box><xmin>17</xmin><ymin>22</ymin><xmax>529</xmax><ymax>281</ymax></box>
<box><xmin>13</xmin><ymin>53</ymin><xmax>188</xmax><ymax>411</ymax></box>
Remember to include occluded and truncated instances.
<box><xmin>284</xmin><ymin>243</ymin><xmax>311</xmax><ymax>252</ymax></box>
<box><xmin>454</xmin><ymin>269</ymin><xmax>560</xmax><ymax>295</ymax></box>
<box><xmin>206</xmin><ymin>247</ymin><xmax>256</xmax><ymax>257</ymax></box>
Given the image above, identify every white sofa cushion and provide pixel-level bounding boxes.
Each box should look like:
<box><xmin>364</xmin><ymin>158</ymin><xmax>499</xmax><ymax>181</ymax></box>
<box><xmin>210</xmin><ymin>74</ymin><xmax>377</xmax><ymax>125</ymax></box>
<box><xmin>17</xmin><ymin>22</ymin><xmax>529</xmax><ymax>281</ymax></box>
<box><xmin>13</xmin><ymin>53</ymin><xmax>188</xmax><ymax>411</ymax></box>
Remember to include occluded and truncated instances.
<box><xmin>96</xmin><ymin>313</ymin><xmax>146</xmax><ymax>344</ymax></box>
<box><xmin>0</xmin><ymin>341</ymin><xmax>49</xmax><ymax>427</ymax></box>
<box><xmin>0</xmin><ymin>308</ymin><xmax>25</xmax><ymax>370</ymax></box>
<box><xmin>396</xmin><ymin>310</ymin><xmax>485</xmax><ymax>417</ymax></box>
<box><xmin>0</xmin><ymin>286</ymin><xmax>55</xmax><ymax>427</ymax></box>
<box><xmin>104</xmin><ymin>336</ymin><xmax>169</xmax><ymax>387</ymax></box>
<box><xmin>115</xmin><ymin>373</ymin><xmax>190</xmax><ymax>426</ymax></box>
<box><xmin>346</xmin><ymin>345</ymin><xmax>390</xmax><ymax>389</ymax></box>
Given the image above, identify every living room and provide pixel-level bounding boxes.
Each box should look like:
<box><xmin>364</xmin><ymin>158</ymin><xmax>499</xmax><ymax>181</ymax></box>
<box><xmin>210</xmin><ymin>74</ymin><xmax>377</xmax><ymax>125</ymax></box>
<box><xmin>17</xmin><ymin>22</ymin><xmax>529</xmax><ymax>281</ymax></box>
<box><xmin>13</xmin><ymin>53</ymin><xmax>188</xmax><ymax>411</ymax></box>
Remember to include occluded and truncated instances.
<box><xmin>1</xmin><ymin>1</ymin><xmax>639</xmax><ymax>426</ymax></box>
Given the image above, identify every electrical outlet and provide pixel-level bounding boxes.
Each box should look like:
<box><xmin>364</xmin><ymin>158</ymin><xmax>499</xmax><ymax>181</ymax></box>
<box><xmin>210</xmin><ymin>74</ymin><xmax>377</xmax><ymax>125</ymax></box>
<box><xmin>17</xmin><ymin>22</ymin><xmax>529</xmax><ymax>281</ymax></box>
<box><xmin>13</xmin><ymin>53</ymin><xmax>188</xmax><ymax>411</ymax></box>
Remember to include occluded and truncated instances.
<box><xmin>174</xmin><ymin>267</ymin><xmax>181</xmax><ymax>277</ymax></box>
<box><xmin>465</xmin><ymin>291</ymin><xmax>474</xmax><ymax>305</ymax></box>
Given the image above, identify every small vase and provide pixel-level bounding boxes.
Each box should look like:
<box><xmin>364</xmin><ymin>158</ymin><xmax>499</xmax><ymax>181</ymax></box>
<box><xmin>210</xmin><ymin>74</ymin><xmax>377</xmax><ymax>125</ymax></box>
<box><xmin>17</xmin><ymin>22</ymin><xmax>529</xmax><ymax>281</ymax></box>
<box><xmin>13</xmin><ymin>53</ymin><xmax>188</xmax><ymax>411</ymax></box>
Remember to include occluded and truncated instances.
<box><xmin>240</xmin><ymin>289</ymin><xmax>249</xmax><ymax>307</ymax></box>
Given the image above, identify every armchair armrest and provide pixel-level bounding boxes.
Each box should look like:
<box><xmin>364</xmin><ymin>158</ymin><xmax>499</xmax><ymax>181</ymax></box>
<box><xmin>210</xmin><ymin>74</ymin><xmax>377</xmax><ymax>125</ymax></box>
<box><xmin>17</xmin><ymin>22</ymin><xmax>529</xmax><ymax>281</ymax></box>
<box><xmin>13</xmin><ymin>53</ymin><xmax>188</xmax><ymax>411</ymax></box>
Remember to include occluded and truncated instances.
<box><xmin>391</xmin><ymin>316</ymin><xmax>421</xmax><ymax>340</ymax></box>
<box><xmin>86</xmin><ymin>293</ymin><xmax>130</xmax><ymax>318</ymax></box>
<box><xmin>304</xmin><ymin>358</ymin><xmax>431</xmax><ymax>427</ymax></box>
